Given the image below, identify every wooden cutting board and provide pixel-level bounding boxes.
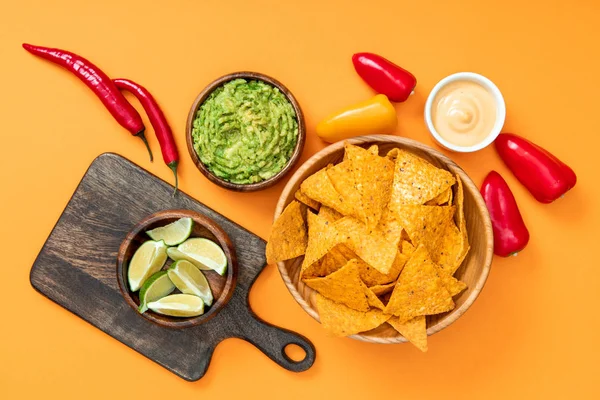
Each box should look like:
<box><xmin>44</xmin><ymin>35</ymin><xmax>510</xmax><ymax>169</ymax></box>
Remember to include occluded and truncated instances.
<box><xmin>29</xmin><ymin>153</ymin><xmax>315</xmax><ymax>381</ymax></box>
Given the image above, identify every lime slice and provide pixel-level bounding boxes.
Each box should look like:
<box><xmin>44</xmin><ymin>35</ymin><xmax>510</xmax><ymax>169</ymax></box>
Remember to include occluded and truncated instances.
<box><xmin>138</xmin><ymin>270</ymin><xmax>176</xmax><ymax>313</ymax></box>
<box><xmin>167</xmin><ymin>247</ymin><xmax>211</xmax><ymax>271</ymax></box>
<box><xmin>146</xmin><ymin>217</ymin><xmax>193</xmax><ymax>246</ymax></box>
<box><xmin>128</xmin><ymin>240</ymin><xmax>168</xmax><ymax>292</ymax></box>
<box><xmin>147</xmin><ymin>294</ymin><xmax>205</xmax><ymax>317</ymax></box>
<box><xmin>168</xmin><ymin>260</ymin><xmax>213</xmax><ymax>306</ymax></box>
<box><xmin>176</xmin><ymin>238</ymin><xmax>228</xmax><ymax>276</ymax></box>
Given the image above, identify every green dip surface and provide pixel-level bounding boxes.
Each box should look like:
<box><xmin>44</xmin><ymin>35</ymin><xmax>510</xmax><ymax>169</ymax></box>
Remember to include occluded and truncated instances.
<box><xmin>192</xmin><ymin>79</ymin><xmax>299</xmax><ymax>184</ymax></box>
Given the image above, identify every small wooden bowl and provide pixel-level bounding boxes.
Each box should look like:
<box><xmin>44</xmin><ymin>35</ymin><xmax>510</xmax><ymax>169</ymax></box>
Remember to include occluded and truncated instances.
<box><xmin>186</xmin><ymin>71</ymin><xmax>306</xmax><ymax>192</ymax></box>
<box><xmin>116</xmin><ymin>210</ymin><xmax>237</xmax><ymax>329</ymax></box>
<box><xmin>274</xmin><ymin>135</ymin><xmax>494</xmax><ymax>343</ymax></box>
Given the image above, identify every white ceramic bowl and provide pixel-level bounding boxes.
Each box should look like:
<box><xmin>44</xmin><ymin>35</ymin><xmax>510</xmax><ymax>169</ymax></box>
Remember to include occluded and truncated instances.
<box><xmin>424</xmin><ymin>72</ymin><xmax>506</xmax><ymax>153</ymax></box>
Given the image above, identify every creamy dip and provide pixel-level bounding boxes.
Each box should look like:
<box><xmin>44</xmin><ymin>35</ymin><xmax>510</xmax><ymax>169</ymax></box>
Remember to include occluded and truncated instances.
<box><xmin>431</xmin><ymin>80</ymin><xmax>497</xmax><ymax>147</ymax></box>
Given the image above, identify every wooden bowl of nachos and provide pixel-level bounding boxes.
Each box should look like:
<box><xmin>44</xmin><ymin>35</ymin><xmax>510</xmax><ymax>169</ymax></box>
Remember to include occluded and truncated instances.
<box><xmin>269</xmin><ymin>135</ymin><xmax>493</xmax><ymax>351</ymax></box>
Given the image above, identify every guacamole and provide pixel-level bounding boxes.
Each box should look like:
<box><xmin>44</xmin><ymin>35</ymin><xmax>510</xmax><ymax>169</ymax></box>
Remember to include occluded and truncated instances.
<box><xmin>192</xmin><ymin>79</ymin><xmax>299</xmax><ymax>184</ymax></box>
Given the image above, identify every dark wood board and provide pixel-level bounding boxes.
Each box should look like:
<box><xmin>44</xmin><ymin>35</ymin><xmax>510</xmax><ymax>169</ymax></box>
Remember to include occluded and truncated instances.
<box><xmin>29</xmin><ymin>153</ymin><xmax>315</xmax><ymax>381</ymax></box>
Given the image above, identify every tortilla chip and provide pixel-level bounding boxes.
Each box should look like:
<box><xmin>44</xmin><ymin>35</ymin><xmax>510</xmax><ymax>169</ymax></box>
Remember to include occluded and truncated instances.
<box><xmin>386</xmin><ymin>148</ymin><xmax>399</xmax><ymax>160</ymax></box>
<box><xmin>333</xmin><ymin>243</ymin><xmax>358</xmax><ymax>259</ymax></box>
<box><xmin>343</xmin><ymin>144</ymin><xmax>379</xmax><ymax>161</ymax></box>
<box><xmin>385</xmin><ymin>245</ymin><xmax>454</xmax><ymax>322</ymax></box>
<box><xmin>438</xmin><ymin>270</ymin><xmax>467</xmax><ymax>297</ymax></box>
<box><xmin>266</xmin><ymin>201</ymin><xmax>308</xmax><ymax>264</ymax></box>
<box><xmin>380</xmin><ymin>291</ymin><xmax>393</xmax><ymax>306</ymax></box>
<box><xmin>393</xmin><ymin>205</ymin><xmax>455</xmax><ymax>258</ymax></box>
<box><xmin>316</xmin><ymin>294</ymin><xmax>390</xmax><ymax>336</ymax></box>
<box><xmin>327</xmin><ymin>160</ymin><xmax>365</xmax><ymax>221</ymax></box>
<box><xmin>303</xmin><ymin>259</ymin><xmax>370</xmax><ymax>311</ymax></box>
<box><xmin>303</xmin><ymin>249</ymin><xmax>338</xmax><ymax>278</ymax></box>
<box><xmin>326</xmin><ymin>244</ymin><xmax>353</xmax><ymax>266</ymax></box>
<box><xmin>400</xmin><ymin>229</ymin><xmax>411</xmax><ymax>241</ymax></box>
<box><xmin>345</xmin><ymin>143</ymin><xmax>395</xmax><ymax>229</ymax></box>
<box><xmin>302</xmin><ymin>243</ymin><xmax>355</xmax><ymax>278</ymax></box>
<box><xmin>389</xmin><ymin>150</ymin><xmax>456</xmax><ymax>206</ymax></box>
<box><xmin>300</xmin><ymin>212</ymin><xmax>342</xmax><ymax>278</ymax></box>
<box><xmin>318</xmin><ymin>205</ymin><xmax>343</xmax><ymax>223</ymax></box>
<box><xmin>367</xmin><ymin>144</ymin><xmax>379</xmax><ymax>155</ymax></box>
<box><xmin>304</xmin><ymin>243</ymin><xmax>381</xmax><ymax>285</ymax></box>
<box><xmin>401</xmin><ymin>240</ymin><xmax>415</xmax><ymax>256</ymax></box>
<box><xmin>388</xmin><ymin>316</ymin><xmax>428</xmax><ymax>352</ymax></box>
<box><xmin>376</xmin><ymin>207</ymin><xmax>403</xmax><ymax>247</ymax></box>
<box><xmin>366</xmin><ymin>288</ymin><xmax>386</xmax><ymax>310</ymax></box>
<box><xmin>369</xmin><ymin>281</ymin><xmax>396</xmax><ymax>296</ymax></box>
<box><xmin>453</xmin><ymin>174</ymin><xmax>471</xmax><ymax>274</ymax></box>
<box><xmin>455</xmin><ymin>174</ymin><xmax>465</xmax><ymax>230</ymax></box>
<box><xmin>425</xmin><ymin>187</ymin><xmax>453</xmax><ymax>205</ymax></box>
<box><xmin>335</xmin><ymin>217</ymin><xmax>397</xmax><ymax>274</ymax></box>
<box><xmin>300</xmin><ymin>165</ymin><xmax>354</xmax><ymax>216</ymax></box>
<box><xmin>435</xmin><ymin>222</ymin><xmax>466</xmax><ymax>274</ymax></box>
<box><xmin>359</xmin><ymin>251</ymin><xmax>406</xmax><ymax>286</ymax></box>
<box><xmin>295</xmin><ymin>189</ymin><xmax>321</xmax><ymax>211</ymax></box>
<box><xmin>356</xmin><ymin>259</ymin><xmax>388</xmax><ymax>286</ymax></box>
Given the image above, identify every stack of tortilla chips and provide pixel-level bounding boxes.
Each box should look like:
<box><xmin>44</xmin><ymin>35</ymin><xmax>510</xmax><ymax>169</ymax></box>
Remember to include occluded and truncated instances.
<box><xmin>266</xmin><ymin>143</ymin><xmax>470</xmax><ymax>352</ymax></box>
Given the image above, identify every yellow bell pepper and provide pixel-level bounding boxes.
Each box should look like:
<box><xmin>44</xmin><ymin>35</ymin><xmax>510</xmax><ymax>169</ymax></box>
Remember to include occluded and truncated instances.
<box><xmin>316</xmin><ymin>94</ymin><xmax>397</xmax><ymax>143</ymax></box>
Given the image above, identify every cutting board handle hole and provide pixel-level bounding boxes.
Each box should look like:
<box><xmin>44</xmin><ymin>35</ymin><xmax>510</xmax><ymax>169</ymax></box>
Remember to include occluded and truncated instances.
<box><xmin>283</xmin><ymin>343</ymin><xmax>307</xmax><ymax>363</ymax></box>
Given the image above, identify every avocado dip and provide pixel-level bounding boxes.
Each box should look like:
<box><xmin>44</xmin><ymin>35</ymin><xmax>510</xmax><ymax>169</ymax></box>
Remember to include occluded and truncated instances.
<box><xmin>192</xmin><ymin>79</ymin><xmax>299</xmax><ymax>184</ymax></box>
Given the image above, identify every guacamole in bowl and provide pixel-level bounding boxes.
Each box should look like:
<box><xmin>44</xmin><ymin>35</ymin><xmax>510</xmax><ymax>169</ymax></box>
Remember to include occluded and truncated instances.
<box><xmin>191</xmin><ymin>78</ymin><xmax>299</xmax><ymax>185</ymax></box>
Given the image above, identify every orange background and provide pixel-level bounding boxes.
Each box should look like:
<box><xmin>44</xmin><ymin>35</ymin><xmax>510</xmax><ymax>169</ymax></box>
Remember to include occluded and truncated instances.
<box><xmin>1</xmin><ymin>0</ymin><xmax>599</xmax><ymax>398</ymax></box>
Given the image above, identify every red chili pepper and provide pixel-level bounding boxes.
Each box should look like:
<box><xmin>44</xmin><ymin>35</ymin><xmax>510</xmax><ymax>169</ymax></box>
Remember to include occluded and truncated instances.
<box><xmin>22</xmin><ymin>44</ymin><xmax>153</xmax><ymax>161</ymax></box>
<box><xmin>495</xmin><ymin>133</ymin><xmax>577</xmax><ymax>203</ymax></box>
<box><xmin>481</xmin><ymin>171</ymin><xmax>530</xmax><ymax>257</ymax></box>
<box><xmin>113</xmin><ymin>78</ymin><xmax>179</xmax><ymax>193</ymax></box>
<box><xmin>352</xmin><ymin>52</ymin><xmax>417</xmax><ymax>102</ymax></box>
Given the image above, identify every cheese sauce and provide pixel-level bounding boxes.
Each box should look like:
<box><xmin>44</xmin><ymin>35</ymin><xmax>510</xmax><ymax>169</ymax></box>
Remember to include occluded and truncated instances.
<box><xmin>432</xmin><ymin>80</ymin><xmax>496</xmax><ymax>147</ymax></box>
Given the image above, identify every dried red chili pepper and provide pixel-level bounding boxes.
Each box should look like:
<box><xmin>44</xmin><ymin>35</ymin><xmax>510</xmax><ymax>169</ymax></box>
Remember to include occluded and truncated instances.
<box><xmin>113</xmin><ymin>78</ymin><xmax>179</xmax><ymax>193</ymax></box>
<box><xmin>352</xmin><ymin>52</ymin><xmax>417</xmax><ymax>102</ymax></box>
<box><xmin>481</xmin><ymin>171</ymin><xmax>530</xmax><ymax>257</ymax></box>
<box><xmin>22</xmin><ymin>44</ymin><xmax>153</xmax><ymax>160</ymax></box>
<box><xmin>495</xmin><ymin>133</ymin><xmax>576</xmax><ymax>203</ymax></box>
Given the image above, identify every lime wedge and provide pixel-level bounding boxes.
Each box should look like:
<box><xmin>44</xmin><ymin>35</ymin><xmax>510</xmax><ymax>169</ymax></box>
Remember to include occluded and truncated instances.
<box><xmin>147</xmin><ymin>294</ymin><xmax>205</xmax><ymax>317</ymax></box>
<box><xmin>176</xmin><ymin>238</ymin><xmax>228</xmax><ymax>276</ymax></box>
<box><xmin>167</xmin><ymin>247</ymin><xmax>211</xmax><ymax>271</ymax></box>
<box><xmin>146</xmin><ymin>217</ymin><xmax>193</xmax><ymax>246</ymax></box>
<box><xmin>138</xmin><ymin>270</ymin><xmax>176</xmax><ymax>313</ymax></box>
<box><xmin>128</xmin><ymin>240</ymin><xmax>168</xmax><ymax>292</ymax></box>
<box><xmin>168</xmin><ymin>260</ymin><xmax>213</xmax><ymax>306</ymax></box>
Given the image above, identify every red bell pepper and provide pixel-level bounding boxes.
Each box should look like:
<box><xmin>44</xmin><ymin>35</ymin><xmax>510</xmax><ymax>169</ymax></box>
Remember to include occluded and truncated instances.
<box><xmin>481</xmin><ymin>171</ymin><xmax>530</xmax><ymax>257</ymax></box>
<box><xmin>352</xmin><ymin>52</ymin><xmax>416</xmax><ymax>102</ymax></box>
<box><xmin>495</xmin><ymin>133</ymin><xmax>577</xmax><ymax>203</ymax></box>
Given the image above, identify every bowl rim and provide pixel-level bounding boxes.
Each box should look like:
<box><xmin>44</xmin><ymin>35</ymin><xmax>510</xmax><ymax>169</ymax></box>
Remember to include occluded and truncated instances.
<box><xmin>185</xmin><ymin>71</ymin><xmax>306</xmax><ymax>192</ymax></box>
<box><xmin>424</xmin><ymin>72</ymin><xmax>506</xmax><ymax>153</ymax></box>
<box><xmin>274</xmin><ymin>135</ymin><xmax>494</xmax><ymax>343</ymax></box>
<box><xmin>116</xmin><ymin>209</ymin><xmax>238</xmax><ymax>329</ymax></box>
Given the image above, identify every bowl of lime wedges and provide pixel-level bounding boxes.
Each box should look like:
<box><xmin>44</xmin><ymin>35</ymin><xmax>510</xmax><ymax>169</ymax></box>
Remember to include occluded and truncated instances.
<box><xmin>116</xmin><ymin>209</ymin><xmax>237</xmax><ymax>329</ymax></box>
